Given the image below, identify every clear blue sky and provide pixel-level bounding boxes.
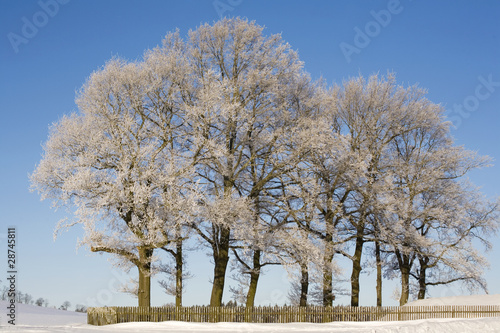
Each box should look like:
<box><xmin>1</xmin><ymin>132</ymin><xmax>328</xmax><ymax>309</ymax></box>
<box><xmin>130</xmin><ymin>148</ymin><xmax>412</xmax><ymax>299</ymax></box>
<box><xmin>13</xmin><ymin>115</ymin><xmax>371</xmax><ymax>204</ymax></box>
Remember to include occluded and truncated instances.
<box><xmin>1</xmin><ymin>0</ymin><xmax>499</xmax><ymax>309</ymax></box>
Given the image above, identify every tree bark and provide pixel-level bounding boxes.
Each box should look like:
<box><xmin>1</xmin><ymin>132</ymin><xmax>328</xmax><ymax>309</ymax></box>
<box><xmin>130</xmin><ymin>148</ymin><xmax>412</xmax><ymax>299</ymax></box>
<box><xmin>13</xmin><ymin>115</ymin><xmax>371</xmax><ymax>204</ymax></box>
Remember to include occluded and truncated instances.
<box><xmin>395</xmin><ymin>249</ymin><xmax>413</xmax><ymax>306</ymax></box>
<box><xmin>400</xmin><ymin>263</ymin><xmax>410</xmax><ymax>306</ymax></box>
<box><xmin>138</xmin><ymin>247</ymin><xmax>153</xmax><ymax>307</ymax></box>
<box><xmin>322</xmin><ymin>235</ymin><xmax>335</xmax><ymax>306</ymax></box>
<box><xmin>350</xmin><ymin>231</ymin><xmax>364</xmax><ymax>307</ymax></box>
<box><xmin>375</xmin><ymin>240</ymin><xmax>382</xmax><ymax>306</ymax></box>
<box><xmin>175</xmin><ymin>237</ymin><xmax>183</xmax><ymax>307</ymax></box>
<box><xmin>299</xmin><ymin>263</ymin><xmax>309</xmax><ymax>307</ymax></box>
<box><xmin>417</xmin><ymin>256</ymin><xmax>429</xmax><ymax>300</ymax></box>
<box><xmin>322</xmin><ymin>198</ymin><xmax>335</xmax><ymax>307</ymax></box>
<box><xmin>209</xmin><ymin>225</ymin><xmax>230</xmax><ymax>307</ymax></box>
<box><xmin>245</xmin><ymin>250</ymin><xmax>261</xmax><ymax>307</ymax></box>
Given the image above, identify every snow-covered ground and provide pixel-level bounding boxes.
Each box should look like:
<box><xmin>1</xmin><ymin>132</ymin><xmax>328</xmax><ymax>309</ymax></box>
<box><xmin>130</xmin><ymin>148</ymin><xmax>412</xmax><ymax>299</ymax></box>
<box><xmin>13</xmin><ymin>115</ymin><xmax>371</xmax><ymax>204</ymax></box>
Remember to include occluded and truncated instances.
<box><xmin>1</xmin><ymin>295</ymin><xmax>499</xmax><ymax>332</ymax></box>
<box><xmin>0</xmin><ymin>301</ymin><xmax>87</xmax><ymax>326</ymax></box>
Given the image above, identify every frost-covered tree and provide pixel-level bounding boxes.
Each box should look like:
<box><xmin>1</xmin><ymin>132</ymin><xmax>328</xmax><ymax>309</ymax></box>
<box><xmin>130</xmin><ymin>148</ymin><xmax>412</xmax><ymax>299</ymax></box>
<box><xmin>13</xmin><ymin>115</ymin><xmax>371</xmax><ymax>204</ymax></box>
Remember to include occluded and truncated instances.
<box><xmin>277</xmin><ymin>163</ymin><xmax>344</xmax><ymax>307</ymax></box>
<box><xmin>170</xmin><ymin>18</ymin><xmax>316</xmax><ymax>306</ymax></box>
<box><xmin>30</xmin><ymin>16</ymin><xmax>499</xmax><ymax>308</ymax></box>
<box><xmin>158</xmin><ymin>230</ymin><xmax>193</xmax><ymax>307</ymax></box>
<box><xmin>279</xmin><ymin>226</ymin><xmax>325</xmax><ymax>307</ymax></box>
<box><xmin>414</xmin><ymin>190</ymin><xmax>499</xmax><ymax>298</ymax></box>
<box><xmin>30</xmin><ymin>50</ymin><xmax>198</xmax><ymax>307</ymax></box>
<box><xmin>231</xmin><ymin>75</ymin><xmax>325</xmax><ymax>308</ymax></box>
<box><xmin>262</xmin><ymin>82</ymin><xmax>351</xmax><ymax>307</ymax></box>
<box><xmin>298</xmin><ymin>134</ymin><xmax>357</xmax><ymax>307</ymax></box>
<box><xmin>327</xmin><ymin>74</ymin><xmax>463</xmax><ymax>306</ymax></box>
<box><xmin>368</xmin><ymin>78</ymin><xmax>500</xmax><ymax>305</ymax></box>
<box><xmin>291</xmin><ymin>73</ymin><xmax>497</xmax><ymax>308</ymax></box>
<box><xmin>383</xmin><ymin>134</ymin><xmax>499</xmax><ymax>304</ymax></box>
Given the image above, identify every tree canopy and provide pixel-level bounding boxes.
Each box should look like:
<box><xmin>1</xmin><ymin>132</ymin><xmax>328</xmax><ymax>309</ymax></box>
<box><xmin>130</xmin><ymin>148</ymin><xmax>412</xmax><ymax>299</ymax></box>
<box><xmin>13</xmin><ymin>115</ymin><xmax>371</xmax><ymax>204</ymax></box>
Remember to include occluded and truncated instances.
<box><xmin>30</xmin><ymin>18</ymin><xmax>500</xmax><ymax>307</ymax></box>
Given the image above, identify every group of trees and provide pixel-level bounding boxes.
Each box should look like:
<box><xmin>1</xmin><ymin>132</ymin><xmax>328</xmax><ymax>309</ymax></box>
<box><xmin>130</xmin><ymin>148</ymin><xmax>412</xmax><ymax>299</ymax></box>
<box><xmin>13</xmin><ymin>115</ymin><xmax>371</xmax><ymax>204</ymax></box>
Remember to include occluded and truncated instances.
<box><xmin>0</xmin><ymin>287</ymin><xmax>38</xmax><ymax>305</ymax></box>
<box><xmin>0</xmin><ymin>286</ymin><xmax>78</xmax><ymax>311</ymax></box>
<box><xmin>30</xmin><ymin>18</ymin><xmax>499</xmax><ymax>308</ymax></box>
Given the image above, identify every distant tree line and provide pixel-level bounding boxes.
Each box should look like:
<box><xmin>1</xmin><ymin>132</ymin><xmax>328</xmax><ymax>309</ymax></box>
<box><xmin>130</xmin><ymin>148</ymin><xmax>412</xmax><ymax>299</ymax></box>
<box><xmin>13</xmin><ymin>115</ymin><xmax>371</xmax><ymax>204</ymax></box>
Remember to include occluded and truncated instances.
<box><xmin>30</xmin><ymin>18</ymin><xmax>500</xmax><ymax>308</ymax></box>
<box><xmin>0</xmin><ymin>286</ymin><xmax>38</xmax><ymax>305</ymax></box>
<box><xmin>0</xmin><ymin>285</ymin><xmax>83</xmax><ymax>311</ymax></box>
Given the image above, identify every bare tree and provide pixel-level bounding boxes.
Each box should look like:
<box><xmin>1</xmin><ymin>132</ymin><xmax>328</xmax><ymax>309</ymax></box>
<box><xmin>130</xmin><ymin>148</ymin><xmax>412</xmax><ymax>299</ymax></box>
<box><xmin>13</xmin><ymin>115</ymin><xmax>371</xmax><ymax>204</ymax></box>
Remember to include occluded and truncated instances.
<box><xmin>0</xmin><ymin>286</ymin><xmax>8</xmax><ymax>301</ymax></box>
<box><xmin>75</xmin><ymin>304</ymin><xmax>87</xmax><ymax>313</ymax></box>
<box><xmin>60</xmin><ymin>301</ymin><xmax>71</xmax><ymax>311</ymax></box>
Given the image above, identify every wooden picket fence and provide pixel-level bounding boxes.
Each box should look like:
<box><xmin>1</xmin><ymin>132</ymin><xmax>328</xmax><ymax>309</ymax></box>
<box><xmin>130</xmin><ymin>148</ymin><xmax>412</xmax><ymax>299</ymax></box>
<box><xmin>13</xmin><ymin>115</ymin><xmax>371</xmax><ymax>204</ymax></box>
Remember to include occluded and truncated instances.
<box><xmin>87</xmin><ymin>305</ymin><xmax>500</xmax><ymax>326</ymax></box>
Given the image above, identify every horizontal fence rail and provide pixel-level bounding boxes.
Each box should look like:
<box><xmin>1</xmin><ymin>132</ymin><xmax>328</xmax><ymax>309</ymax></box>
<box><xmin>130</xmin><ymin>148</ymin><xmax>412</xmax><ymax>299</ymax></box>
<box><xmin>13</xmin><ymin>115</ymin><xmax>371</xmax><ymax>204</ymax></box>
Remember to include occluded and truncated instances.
<box><xmin>87</xmin><ymin>305</ymin><xmax>500</xmax><ymax>326</ymax></box>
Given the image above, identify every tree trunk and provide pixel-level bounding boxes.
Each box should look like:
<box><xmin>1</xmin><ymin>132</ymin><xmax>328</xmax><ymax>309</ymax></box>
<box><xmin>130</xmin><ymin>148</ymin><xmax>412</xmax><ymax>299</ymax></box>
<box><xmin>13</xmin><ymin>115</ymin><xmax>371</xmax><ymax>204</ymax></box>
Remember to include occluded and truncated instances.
<box><xmin>175</xmin><ymin>237</ymin><xmax>183</xmax><ymax>307</ymax></box>
<box><xmin>400</xmin><ymin>263</ymin><xmax>410</xmax><ymax>306</ymax></box>
<box><xmin>299</xmin><ymin>263</ymin><xmax>309</xmax><ymax>307</ymax></box>
<box><xmin>323</xmin><ymin>201</ymin><xmax>335</xmax><ymax>307</ymax></box>
<box><xmin>209</xmin><ymin>225</ymin><xmax>230</xmax><ymax>307</ymax></box>
<box><xmin>138</xmin><ymin>247</ymin><xmax>153</xmax><ymax>307</ymax></box>
<box><xmin>245</xmin><ymin>195</ymin><xmax>262</xmax><ymax>308</ymax></box>
<box><xmin>350</xmin><ymin>232</ymin><xmax>364</xmax><ymax>307</ymax></box>
<box><xmin>375</xmin><ymin>240</ymin><xmax>382</xmax><ymax>306</ymax></box>
<box><xmin>322</xmin><ymin>236</ymin><xmax>335</xmax><ymax>306</ymax></box>
<box><xmin>417</xmin><ymin>256</ymin><xmax>429</xmax><ymax>300</ymax></box>
<box><xmin>395</xmin><ymin>250</ymin><xmax>412</xmax><ymax>306</ymax></box>
<box><xmin>245</xmin><ymin>250</ymin><xmax>261</xmax><ymax>307</ymax></box>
